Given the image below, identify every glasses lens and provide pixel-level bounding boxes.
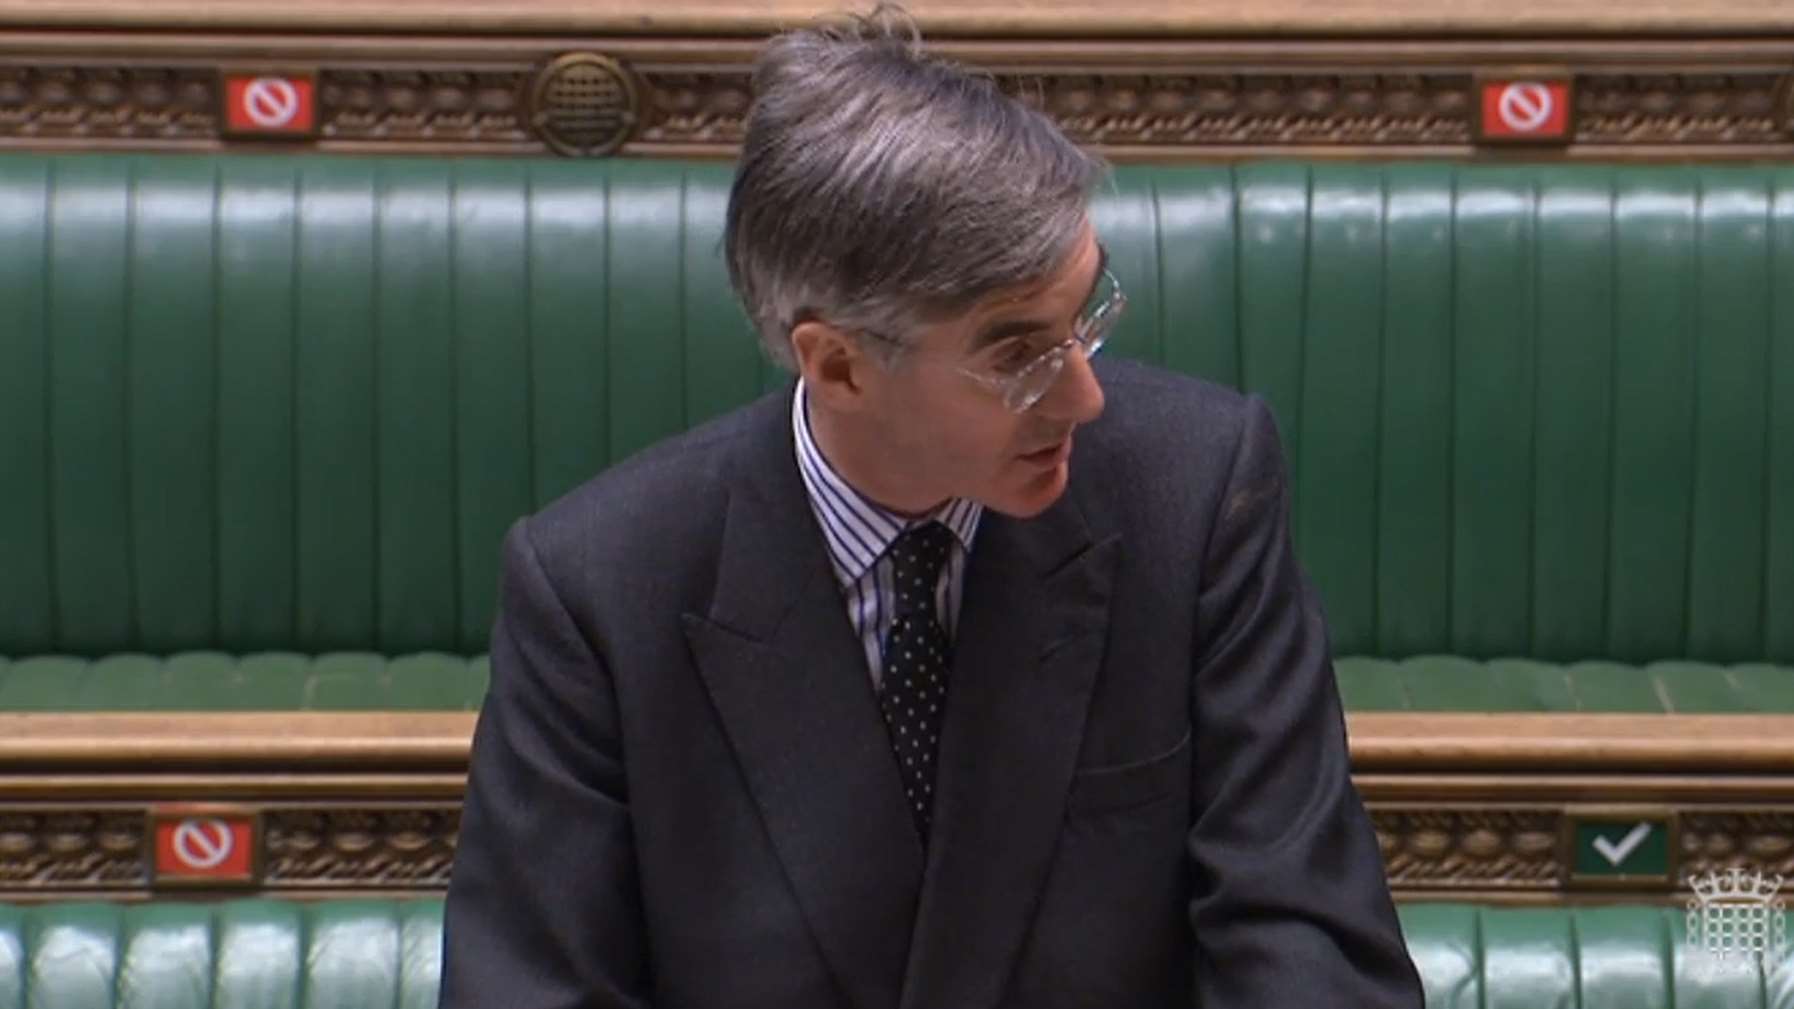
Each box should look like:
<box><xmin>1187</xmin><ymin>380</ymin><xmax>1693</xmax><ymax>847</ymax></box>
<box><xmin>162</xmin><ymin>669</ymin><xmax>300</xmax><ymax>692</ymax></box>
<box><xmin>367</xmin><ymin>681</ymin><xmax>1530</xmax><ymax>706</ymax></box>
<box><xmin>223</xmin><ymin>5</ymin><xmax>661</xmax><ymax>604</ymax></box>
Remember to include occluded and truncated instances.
<box><xmin>1077</xmin><ymin>272</ymin><xmax>1124</xmax><ymax>351</ymax></box>
<box><xmin>1084</xmin><ymin>309</ymin><xmax>1116</xmax><ymax>358</ymax></box>
<box><xmin>1006</xmin><ymin>351</ymin><xmax>1065</xmax><ymax>412</ymax></box>
<box><xmin>1080</xmin><ymin>272</ymin><xmax>1116</xmax><ymax>323</ymax></box>
<box><xmin>996</xmin><ymin>268</ymin><xmax>1125</xmax><ymax>412</ymax></box>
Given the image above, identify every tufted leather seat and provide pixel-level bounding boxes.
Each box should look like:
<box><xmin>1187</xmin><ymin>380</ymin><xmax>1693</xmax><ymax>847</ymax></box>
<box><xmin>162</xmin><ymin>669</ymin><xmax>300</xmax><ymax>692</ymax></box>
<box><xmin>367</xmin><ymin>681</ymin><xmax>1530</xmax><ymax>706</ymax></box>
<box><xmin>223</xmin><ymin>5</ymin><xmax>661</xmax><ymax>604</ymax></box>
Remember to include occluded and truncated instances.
<box><xmin>0</xmin><ymin>899</ymin><xmax>1787</xmax><ymax>1007</ymax></box>
<box><xmin>0</xmin><ymin>653</ymin><xmax>485</xmax><ymax>711</ymax></box>
<box><xmin>6</xmin><ymin>653</ymin><xmax>1793</xmax><ymax>713</ymax></box>
<box><xmin>1</xmin><ymin>156</ymin><xmax>1790</xmax><ymax>698</ymax></box>
<box><xmin>1336</xmin><ymin>656</ymin><xmax>1794</xmax><ymax>712</ymax></box>
<box><xmin>1</xmin><ymin>153</ymin><xmax>1789</xmax><ymax>1003</ymax></box>
<box><xmin>0</xmin><ymin>900</ymin><xmax>445</xmax><ymax>1009</ymax></box>
<box><xmin>1402</xmin><ymin>902</ymin><xmax>1794</xmax><ymax>1007</ymax></box>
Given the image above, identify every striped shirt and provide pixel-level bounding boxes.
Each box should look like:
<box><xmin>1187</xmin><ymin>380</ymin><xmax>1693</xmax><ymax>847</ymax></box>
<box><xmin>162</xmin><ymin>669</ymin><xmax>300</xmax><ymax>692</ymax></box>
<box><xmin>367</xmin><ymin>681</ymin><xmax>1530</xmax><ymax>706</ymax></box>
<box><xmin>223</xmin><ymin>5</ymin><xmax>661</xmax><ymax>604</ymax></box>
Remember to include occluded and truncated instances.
<box><xmin>792</xmin><ymin>381</ymin><xmax>983</xmax><ymax>688</ymax></box>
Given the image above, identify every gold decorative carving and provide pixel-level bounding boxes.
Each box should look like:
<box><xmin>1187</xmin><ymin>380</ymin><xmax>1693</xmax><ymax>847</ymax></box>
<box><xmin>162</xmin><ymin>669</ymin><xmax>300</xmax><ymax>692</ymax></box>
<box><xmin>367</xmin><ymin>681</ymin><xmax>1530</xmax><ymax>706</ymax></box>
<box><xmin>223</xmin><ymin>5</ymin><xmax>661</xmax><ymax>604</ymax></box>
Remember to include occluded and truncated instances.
<box><xmin>2</xmin><ymin>56</ymin><xmax>1793</xmax><ymax>155</ymax></box>
<box><xmin>629</xmin><ymin>70</ymin><xmax>1479</xmax><ymax>148</ymax></box>
<box><xmin>635</xmin><ymin>70</ymin><xmax>752</xmax><ymax>146</ymax></box>
<box><xmin>0</xmin><ymin>795</ymin><xmax>1788</xmax><ymax>899</ymax></box>
<box><xmin>1784</xmin><ymin>75</ymin><xmax>1794</xmax><ymax>140</ymax></box>
<box><xmin>1680</xmin><ymin>811</ymin><xmax>1794</xmax><ymax>881</ymax></box>
<box><xmin>318</xmin><ymin>69</ymin><xmax>531</xmax><ymax>143</ymax></box>
<box><xmin>262</xmin><ymin>806</ymin><xmax>459</xmax><ymax>888</ymax></box>
<box><xmin>0</xmin><ymin>66</ymin><xmax>218</xmax><ymax>138</ymax></box>
<box><xmin>528</xmin><ymin>53</ymin><xmax>640</xmax><ymax>157</ymax></box>
<box><xmin>1371</xmin><ymin>807</ymin><xmax>1561</xmax><ymax>889</ymax></box>
<box><xmin>1004</xmin><ymin>73</ymin><xmax>1474</xmax><ymax>146</ymax></box>
<box><xmin>1</xmin><ymin>0</ymin><xmax>1791</xmax><ymax>38</ymax></box>
<box><xmin>0</xmin><ymin>811</ymin><xmax>145</xmax><ymax>889</ymax></box>
<box><xmin>1575</xmin><ymin>73</ymin><xmax>1786</xmax><ymax>144</ymax></box>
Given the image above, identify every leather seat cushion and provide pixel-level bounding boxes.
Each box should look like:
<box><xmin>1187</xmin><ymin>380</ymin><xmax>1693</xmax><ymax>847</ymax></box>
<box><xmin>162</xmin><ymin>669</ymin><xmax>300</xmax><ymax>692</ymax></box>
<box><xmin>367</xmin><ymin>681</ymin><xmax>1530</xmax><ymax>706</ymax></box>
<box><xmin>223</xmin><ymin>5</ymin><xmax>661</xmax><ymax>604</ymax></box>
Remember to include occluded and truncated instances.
<box><xmin>0</xmin><ymin>898</ymin><xmax>1787</xmax><ymax>1007</ymax></box>
<box><xmin>3</xmin><ymin>652</ymin><xmax>1789</xmax><ymax>712</ymax></box>
<box><xmin>1337</xmin><ymin>655</ymin><xmax>1794</xmax><ymax>712</ymax></box>
<box><xmin>0</xmin><ymin>652</ymin><xmax>486</xmax><ymax>711</ymax></box>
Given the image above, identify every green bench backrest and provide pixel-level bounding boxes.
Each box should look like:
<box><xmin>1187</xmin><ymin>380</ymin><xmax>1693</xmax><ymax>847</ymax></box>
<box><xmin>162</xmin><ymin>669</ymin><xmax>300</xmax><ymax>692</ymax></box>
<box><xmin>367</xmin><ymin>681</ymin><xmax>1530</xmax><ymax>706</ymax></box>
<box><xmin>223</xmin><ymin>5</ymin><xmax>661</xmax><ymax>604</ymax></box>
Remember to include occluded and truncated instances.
<box><xmin>0</xmin><ymin>899</ymin><xmax>1787</xmax><ymax>1007</ymax></box>
<box><xmin>2</xmin><ymin>156</ymin><xmax>1790</xmax><ymax>664</ymax></box>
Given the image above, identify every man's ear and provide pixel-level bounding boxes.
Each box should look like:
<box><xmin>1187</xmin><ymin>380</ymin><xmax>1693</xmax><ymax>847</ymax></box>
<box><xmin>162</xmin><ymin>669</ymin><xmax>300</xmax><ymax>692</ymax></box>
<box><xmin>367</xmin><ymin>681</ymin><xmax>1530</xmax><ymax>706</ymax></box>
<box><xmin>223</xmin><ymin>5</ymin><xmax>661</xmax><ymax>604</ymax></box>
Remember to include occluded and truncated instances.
<box><xmin>791</xmin><ymin>319</ymin><xmax>874</xmax><ymax>413</ymax></box>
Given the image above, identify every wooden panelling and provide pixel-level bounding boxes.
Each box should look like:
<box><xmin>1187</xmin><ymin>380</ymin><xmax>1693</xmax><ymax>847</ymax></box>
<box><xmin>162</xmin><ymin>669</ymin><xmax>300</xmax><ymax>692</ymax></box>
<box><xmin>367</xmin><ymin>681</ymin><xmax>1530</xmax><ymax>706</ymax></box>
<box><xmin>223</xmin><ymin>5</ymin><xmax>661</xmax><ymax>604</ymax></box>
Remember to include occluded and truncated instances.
<box><xmin>2</xmin><ymin>0</ymin><xmax>1792</xmax><ymax>37</ymax></box>
<box><xmin>2</xmin><ymin>16</ymin><xmax>1794</xmax><ymax>157</ymax></box>
<box><xmin>1</xmin><ymin>712</ymin><xmax>1790</xmax><ymax>901</ymax></box>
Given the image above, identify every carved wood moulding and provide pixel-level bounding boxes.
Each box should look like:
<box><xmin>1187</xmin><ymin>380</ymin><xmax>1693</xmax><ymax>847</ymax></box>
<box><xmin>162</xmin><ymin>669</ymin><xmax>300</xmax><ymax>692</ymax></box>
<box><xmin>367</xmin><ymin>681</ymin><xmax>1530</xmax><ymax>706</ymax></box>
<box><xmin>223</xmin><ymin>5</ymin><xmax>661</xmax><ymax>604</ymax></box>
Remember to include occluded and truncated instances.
<box><xmin>1681</xmin><ymin>811</ymin><xmax>1794</xmax><ymax>880</ymax></box>
<box><xmin>1370</xmin><ymin>805</ymin><xmax>1794</xmax><ymax>897</ymax></box>
<box><xmin>0</xmin><ymin>798</ymin><xmax>1789</xmax><ymax>900</ymax></box>
<box><xmin>3</xmin><ymin>37</ymin><xmax>1794</xmax><ymax>157</ymax></box>
<box><xmin>3</xmin><ymin>713</ymin><xmax>1792</xmax><ymax>898</ymax></box>
<box><xmin>320</xmin><ymin>69</ymin><xmax>534</xmax><ymax>146</ymax></box>
<box><xmin>262</xmin><ymin>807</ymin><xmax>459</xmax><ymax>889</ymax></box>
<box><xmin>1374</xmin><ymin>807</ymin><xmax>1563</xmax><ymax>890</ymax></box>
<box><xmin>0</xmin><ymin>803</ymin><xmax>460</xmax><ymax>894</ymax></box>
<box><xmin>6</xmin><ymin>0</ymin><xmax>1794</xmax><ymax>39</ymax></box>
<box><xmin>0</xmin><ymin>810</ymin><xmax>145</xmax><ymax>890</ymax></box>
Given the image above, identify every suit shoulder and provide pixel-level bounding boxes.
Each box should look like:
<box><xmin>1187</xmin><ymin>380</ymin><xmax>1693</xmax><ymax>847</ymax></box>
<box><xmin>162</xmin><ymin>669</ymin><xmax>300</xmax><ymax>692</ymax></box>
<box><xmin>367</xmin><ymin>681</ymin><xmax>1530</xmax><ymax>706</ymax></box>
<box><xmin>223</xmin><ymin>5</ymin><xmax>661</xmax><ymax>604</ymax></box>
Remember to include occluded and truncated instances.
<box><xmin>1086</xmin><ymin>357</ymin><xmax>1259</xmax><ymax>461</ymax></box>
<box><xmin>521</xmin><ymin>391</ymin><xmax>784</xmax><ymax>567</ymax></box>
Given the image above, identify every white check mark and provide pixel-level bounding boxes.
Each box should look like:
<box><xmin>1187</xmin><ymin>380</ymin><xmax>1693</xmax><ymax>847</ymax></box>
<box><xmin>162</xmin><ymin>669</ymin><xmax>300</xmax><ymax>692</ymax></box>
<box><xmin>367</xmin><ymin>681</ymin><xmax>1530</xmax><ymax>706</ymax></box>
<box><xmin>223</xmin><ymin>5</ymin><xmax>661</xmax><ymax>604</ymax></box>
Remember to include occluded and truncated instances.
<box><xmin>1592</xmin><ymin>822</ymin><xmax>1653</xmax><ymax>866</ymax></box>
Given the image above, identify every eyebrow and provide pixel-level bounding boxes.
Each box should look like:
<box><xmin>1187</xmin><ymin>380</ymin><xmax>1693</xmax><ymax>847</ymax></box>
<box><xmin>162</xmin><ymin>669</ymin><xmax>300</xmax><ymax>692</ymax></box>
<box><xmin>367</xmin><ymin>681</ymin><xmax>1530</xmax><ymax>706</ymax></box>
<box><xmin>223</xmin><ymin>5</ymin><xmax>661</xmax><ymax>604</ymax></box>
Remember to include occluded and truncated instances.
<box><xmin>968</xmin><ymin>244</ymin><xmax>1111</xmax><ymax>352</ymax></box>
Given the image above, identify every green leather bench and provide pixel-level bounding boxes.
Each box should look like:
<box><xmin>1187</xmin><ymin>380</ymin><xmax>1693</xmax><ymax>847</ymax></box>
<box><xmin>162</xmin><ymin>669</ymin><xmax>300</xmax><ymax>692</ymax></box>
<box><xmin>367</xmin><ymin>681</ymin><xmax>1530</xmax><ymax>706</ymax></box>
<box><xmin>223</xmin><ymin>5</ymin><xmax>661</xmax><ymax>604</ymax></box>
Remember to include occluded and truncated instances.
<box><xmin>1</xmin><ymin>153</ymin><xmax>1791</xmax><ymax>995</ymax></box>
<box><xmin>2</xmin><ymin>155</ymin><xmax>1790</xmax><ymax>708</ymax></box>
<box><xmin>0</xmin><ymin>899</ymin><xmax>1786</xmax><ymax>1008</ymax></box>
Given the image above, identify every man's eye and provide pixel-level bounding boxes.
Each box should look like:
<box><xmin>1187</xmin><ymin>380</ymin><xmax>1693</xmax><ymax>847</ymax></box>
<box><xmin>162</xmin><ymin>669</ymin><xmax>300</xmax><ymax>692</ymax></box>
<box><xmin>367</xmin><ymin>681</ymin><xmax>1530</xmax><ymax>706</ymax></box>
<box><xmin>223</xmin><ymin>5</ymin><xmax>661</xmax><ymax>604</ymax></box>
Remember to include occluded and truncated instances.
<box><xmin>987</xmin><ymin>340</ymin><xmax>1039</xmax><ymax>375</ymax></box>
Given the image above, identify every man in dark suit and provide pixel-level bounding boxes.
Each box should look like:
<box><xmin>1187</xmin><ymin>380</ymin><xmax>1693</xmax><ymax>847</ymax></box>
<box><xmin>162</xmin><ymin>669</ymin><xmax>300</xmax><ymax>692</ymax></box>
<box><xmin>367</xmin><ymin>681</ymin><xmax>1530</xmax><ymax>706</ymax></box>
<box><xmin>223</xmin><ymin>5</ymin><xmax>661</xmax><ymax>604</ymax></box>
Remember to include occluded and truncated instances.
<box><xmin>441</xmin><ymin>8</ymin><xmax>1423</xmax><ymax>1008</ymax></box>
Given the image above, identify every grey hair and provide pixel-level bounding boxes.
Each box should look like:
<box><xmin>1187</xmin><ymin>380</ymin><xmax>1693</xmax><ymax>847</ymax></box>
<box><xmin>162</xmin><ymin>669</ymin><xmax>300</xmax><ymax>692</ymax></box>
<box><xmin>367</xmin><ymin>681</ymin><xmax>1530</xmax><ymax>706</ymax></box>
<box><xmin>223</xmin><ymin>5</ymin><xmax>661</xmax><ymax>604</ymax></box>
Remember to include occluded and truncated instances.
<box><xmin>724</xmin><ymin>4</ymin><xmax>1107</xmax><ymax>370</ymax></box>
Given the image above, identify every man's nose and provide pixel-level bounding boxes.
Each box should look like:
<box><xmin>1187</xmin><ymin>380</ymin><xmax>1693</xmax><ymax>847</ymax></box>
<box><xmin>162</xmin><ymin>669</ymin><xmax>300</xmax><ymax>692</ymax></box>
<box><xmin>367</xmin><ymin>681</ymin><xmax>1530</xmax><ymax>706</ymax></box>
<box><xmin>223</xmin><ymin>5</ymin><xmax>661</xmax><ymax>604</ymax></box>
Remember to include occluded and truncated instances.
<box><xmin>1034</xmin><ymin>349</ymin><xmax>1105</xmax><ymax>425</ymax></box>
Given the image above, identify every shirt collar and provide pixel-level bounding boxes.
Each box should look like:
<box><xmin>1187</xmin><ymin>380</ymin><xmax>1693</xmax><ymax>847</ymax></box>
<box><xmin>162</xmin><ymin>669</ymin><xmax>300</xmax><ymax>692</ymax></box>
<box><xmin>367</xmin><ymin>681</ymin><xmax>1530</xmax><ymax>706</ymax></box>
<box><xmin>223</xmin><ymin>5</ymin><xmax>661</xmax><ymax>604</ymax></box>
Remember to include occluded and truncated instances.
<box><xmin>792</xmin><ymin>379</ymin><xmax>982</xmax><ymax>587</ymax></box>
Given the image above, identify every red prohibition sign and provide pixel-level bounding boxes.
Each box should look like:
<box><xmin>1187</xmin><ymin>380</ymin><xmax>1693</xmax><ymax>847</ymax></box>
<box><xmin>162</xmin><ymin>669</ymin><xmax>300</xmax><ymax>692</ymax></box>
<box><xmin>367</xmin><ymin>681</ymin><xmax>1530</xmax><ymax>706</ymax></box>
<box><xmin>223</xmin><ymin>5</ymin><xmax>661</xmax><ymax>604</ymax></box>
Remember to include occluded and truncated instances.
<box><xmin>170</xmin><ymin>817</ymin><xmax>234</xmax><ymax>870</ymax></box>
<box><xmin>242</xmin><ymin>78</ymin><xmax>301</xmax><ymax>128</ymax></box>
<box><xmin>1496</xmin><ymin>82</ymin><xmax>1554</xmax><ymax>133</ymax></box>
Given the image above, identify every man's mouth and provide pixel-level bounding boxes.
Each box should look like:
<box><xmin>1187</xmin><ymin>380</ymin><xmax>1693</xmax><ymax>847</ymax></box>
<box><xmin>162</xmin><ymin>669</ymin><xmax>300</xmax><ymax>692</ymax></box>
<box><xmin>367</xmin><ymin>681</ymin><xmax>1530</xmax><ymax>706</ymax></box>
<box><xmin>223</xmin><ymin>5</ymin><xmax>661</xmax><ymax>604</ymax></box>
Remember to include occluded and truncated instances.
<box><xmin>1019</xmin><ymin>436</ymin><xmax>1072</xmax><ymax>466</ymax></box>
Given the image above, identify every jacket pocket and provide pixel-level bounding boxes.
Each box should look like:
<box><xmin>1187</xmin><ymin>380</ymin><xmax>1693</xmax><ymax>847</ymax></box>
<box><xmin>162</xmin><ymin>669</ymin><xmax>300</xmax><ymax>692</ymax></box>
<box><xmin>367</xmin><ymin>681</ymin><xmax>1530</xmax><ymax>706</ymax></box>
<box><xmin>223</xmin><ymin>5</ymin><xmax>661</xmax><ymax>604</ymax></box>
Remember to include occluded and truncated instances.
<box><xmin>1065</xmin><ymin>729</ymin><xmax>1191</xmax><ymax>816</ymax></box>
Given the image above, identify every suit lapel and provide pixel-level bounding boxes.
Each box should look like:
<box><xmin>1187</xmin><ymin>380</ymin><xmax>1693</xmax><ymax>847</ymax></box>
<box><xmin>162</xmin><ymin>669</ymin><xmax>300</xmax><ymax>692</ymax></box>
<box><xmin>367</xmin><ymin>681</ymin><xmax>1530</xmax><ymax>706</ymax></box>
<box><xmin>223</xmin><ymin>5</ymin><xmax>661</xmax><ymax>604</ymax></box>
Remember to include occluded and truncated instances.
<box><xmin>899</xmin><ymin>496</ymin><xmax>1121</xmax><ymax>1009</ymax></box>
<box><xmin>682</xmin><ymin>392</ymin><xmax>924</xmax><ymax>1009</ymax></box>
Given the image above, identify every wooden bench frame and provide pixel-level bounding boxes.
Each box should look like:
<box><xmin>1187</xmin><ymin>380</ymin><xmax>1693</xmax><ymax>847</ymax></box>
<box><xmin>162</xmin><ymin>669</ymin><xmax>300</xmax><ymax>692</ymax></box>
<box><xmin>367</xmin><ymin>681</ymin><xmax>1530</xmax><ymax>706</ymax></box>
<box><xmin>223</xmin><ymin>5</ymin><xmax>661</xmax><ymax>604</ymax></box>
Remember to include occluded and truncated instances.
<box><xmin>1</xmin><ymin>0</ymin><xmax>1787</xmax><ymax>37</ymax></box>
<box><xmin>2</xmin><ymin>0</ymin><xmax>1789</xmax><ymax>904</ymax></box>
<box><xmin>2</xmin><ymin>1</ymin><xmax>1794</xmax><ymax>160</ymax></box>
<box><xmin>0</xmin><ymin>711</ymin><xmax>1789</xmax><ymax>903</ymax></box>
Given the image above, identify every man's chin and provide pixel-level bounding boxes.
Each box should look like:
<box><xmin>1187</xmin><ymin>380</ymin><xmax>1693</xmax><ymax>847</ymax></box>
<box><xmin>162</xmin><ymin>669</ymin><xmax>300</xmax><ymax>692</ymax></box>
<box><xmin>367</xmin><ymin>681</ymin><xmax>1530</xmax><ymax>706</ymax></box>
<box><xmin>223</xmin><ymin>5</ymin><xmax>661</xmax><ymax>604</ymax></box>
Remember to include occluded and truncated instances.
<box><xmin>981</xmin><ymin>462</ymin><xmax>1071</xmax><ymax>519</ymax></box>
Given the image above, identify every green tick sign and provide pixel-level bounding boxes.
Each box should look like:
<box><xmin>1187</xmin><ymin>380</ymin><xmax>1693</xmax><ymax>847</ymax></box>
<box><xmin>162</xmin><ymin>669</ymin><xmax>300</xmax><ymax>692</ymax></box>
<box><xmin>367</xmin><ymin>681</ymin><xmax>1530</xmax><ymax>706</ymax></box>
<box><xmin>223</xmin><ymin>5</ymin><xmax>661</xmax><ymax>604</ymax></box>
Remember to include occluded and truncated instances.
<box><xmin>1565</xmin><ymin>812</ymin><xmax>1677</xmax><ymax>887</ymax></box>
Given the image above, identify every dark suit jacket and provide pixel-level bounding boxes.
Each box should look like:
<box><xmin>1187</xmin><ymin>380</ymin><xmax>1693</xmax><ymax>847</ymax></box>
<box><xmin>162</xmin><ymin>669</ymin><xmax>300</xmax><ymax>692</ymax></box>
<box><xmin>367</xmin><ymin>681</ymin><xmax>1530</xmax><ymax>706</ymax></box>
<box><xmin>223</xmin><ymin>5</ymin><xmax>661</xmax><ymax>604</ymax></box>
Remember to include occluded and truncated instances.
<box><xmin>441</xmin><ymin>358</ymin><xmax>1423</xmax><ymax>1009</ymax></box>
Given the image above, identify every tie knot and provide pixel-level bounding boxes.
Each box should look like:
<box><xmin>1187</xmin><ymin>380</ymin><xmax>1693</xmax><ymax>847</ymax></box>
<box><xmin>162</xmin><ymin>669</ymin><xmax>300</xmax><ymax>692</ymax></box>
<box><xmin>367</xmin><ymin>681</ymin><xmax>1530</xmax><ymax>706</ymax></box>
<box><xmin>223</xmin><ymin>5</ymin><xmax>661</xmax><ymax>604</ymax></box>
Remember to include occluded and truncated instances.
<box><xmin>887</xmin><ymin>521</ymin><xmax>954</xmax><ymax>612</ymax></box>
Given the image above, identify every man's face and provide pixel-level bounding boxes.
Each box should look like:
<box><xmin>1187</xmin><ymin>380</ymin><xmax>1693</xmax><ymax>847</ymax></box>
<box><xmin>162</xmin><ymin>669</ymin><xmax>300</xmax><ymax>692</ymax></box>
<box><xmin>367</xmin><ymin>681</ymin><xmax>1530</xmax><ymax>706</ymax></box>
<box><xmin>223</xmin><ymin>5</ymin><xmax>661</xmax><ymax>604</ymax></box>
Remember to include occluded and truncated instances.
<box><xmin>856</xmin><ymin>227</ymin><xmax>1108</xmax><ymax>518</ymax></box>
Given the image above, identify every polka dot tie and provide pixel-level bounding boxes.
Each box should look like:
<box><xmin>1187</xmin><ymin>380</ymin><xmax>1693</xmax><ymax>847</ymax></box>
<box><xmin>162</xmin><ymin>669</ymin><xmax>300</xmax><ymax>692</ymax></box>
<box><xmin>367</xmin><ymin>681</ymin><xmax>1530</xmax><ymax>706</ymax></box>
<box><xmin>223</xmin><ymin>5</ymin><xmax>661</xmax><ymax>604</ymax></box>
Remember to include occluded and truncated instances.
<box><xmin>878</xmin><ymin>521</ymin><xmax>955</xmax><ymax>844</ymax></box>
